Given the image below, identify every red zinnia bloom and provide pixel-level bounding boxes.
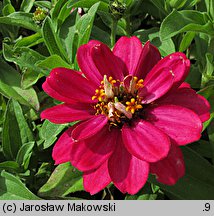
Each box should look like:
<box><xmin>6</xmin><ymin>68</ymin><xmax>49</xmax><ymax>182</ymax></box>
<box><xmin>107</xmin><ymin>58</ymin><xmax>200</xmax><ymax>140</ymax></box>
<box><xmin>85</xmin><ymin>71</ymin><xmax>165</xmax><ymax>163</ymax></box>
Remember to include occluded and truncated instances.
<box><xmin>41</xmin><ymin>36</ymin><xmax>210</xmax><ymax>195</ymax></box>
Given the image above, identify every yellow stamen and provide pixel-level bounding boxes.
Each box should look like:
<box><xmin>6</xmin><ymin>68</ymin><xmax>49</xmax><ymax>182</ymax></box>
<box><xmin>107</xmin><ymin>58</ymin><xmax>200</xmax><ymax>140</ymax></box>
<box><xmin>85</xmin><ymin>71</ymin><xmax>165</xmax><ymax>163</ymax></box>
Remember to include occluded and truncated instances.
<box><xmin>92</xmin><ymin>88</ymin><xmax>106</xmax><ymax>101</ymax></box>
<box><xmin>125</xmin><ymin>98</ymin><xmax>143</xmax><ymax>114</ymax></box>
<box><xmin>136</xmin><ymin>79</ymin><xmax>144</xmax><ymax>89</ymax></box>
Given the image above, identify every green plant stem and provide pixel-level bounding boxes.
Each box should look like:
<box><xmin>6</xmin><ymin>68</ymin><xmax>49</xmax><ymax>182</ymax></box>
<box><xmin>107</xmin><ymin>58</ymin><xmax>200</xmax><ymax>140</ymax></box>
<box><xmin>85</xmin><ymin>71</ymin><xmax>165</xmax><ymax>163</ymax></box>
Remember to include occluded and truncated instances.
<box><xmin>111</xmin><ymin>18</ymin><xmax>118</xmax><ymax>47</ymax></box>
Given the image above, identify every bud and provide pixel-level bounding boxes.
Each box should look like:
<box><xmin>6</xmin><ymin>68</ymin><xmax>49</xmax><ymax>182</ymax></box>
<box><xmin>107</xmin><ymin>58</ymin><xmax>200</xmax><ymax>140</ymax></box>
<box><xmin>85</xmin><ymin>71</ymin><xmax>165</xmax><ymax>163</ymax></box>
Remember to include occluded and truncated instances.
<box><xmin>109</xmin><ymin>0</ymin><xmax>127</xmax><ymax>20</ymax></box>
<box><xmin>33</xmin><ymin>7</ymin><xmax>48</xmax><ymax>24</ymax></box>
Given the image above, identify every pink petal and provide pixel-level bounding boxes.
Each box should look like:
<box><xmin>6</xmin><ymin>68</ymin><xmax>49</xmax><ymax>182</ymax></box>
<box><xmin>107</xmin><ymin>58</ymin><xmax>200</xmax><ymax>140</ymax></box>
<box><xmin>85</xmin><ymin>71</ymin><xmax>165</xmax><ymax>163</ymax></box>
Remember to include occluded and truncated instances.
<box><xmin>150</xmin><ymin>143</ymin><xmax>185</xmax><ymax>185</ymax></box>
<box><xmin>113</xmin><ymin>36</ymin><xmax>142</xmax><ymax>74</ymax></box>
<box><xmin>71</xmin><ymin>115</ymin><xmax>108</xmax><ymax>141</ymax></box>
<box><xmin>108</xmin><ymin>134</ymin><xmax>149</xmax><ymax>195</ymax></box>
<box><xmin>91</xmin><ymin>43</ymin><xmax>128</xmax><ymax>80</ymax></box>
<box><xmin>151</xmin><ymin>52</ymin><xmax>190</xmax><ymax>89</ymax></box>
<box><xmin>157</xmin><ymin>87</ymin><xmax>210</xmax><ymax>122</ymax></box>
<box><xmin>179</xmin><ymin>82</ymin><xmax>191</xmax><ymax>88</ymax></box>
<box><xmin>122</xmin><ymin>120</ymin><xmax>170</xmax><ymax>163</ymax></box>
<box><xmin>139</xmin><ymin>67</ymin><xmax>174</xmax><ymax>104</ymax></box>
<box><xmin>52</xmin><ymin>127</ymin><xmax>74</xmax><ymax>165</ymax></box>
<box><xmin>41</xmin><ymin>103</ymin><xmax>95</xmax><ymax>124</ymax></box>
<box><xmin>43</xmin><ymin>68</ymin><xmax>95</xmax><ymax>103</ymax></box>
<box><xmin>70</xmin><ymin>126</ymin><xmax>117</xmax><ymax>171</ymax></box>
<box><xmin>77</xmin><ymin>40</ymin><xmax>103</xmax><ymax>87</ymax></box>
<box><xmin>83</xmin><ymin>160</ymin><xmax>111</xmax><ymax>195</ymax></box>
<box><xmin>43</xmin><ymin>80</ymin><xmax>76</xmax><ymax>104</ymax></box>
<box><xmin>146</xmin><ymin>104</ymin><xmax>203</xmax><ymax>145</ymax></box>
<box><xmin>134</xmin><ymin>41</ymin><xmax>161</xmax><ymax>78</ymax></box>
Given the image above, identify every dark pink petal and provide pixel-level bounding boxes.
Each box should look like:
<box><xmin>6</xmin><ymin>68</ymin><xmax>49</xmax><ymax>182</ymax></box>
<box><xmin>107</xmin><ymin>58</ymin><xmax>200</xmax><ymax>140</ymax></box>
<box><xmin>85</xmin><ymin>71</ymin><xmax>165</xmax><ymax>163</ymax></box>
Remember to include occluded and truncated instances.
<box><xmin>150</xmin><ymin>143</ymin><xmax>185</xmax><ymax>185</ymax></box>
<box><xmin>151</xmin><ymin>52</ymin><xmax>190</xmax><ymax>89</ymax></box>
<box><xmin>122</xmin><ymin>120</ymin><xmax>170</xmax><ymax>163</ymax></box>
<box><xmin>83</xmin><ymin>160</ymin><xmax>111</xmax><ymax>195</ymax></box>
<box><xmin>139</xmin><ymin>67</ymin><xmax>174</xmax><ymax>104</ymax></box>
<box><xmin>43</xmin><ymin>80</ymin><xmax>75</xmax><ymax>104</ymax></box>
<box><xmin>77</xmin><ymin>40</ymin><xmax>103</xmax><ymax>86</ymax></box>
<box><xmin>146</xmin><ymin>105</ymin><xmax>203</xmax><ymax>145</ymax></box>
<box><xmin>52</xmin><ymin>127</ymin><xmax>74</xmax><ymax>165</ymax></box>
<box><xmin>71</xmin><ymin>115</ymin><xmax>108</xmax><ymax>141</ymax></box>
<box><xmin>157</xmin><ymin>87</ymin><xmax>210</xmax><ymax>122</ymax></box>
<box><xmin>91</xmin><ymin>43</ymin><xmax>128</xmax><ymax>80</ymax></box>
<box><xmin>70</xmin><ymin>126</ymin><xmax>117</xmax><ymax>171</ymax></box>
<box><xmin>108</xmin><ymin>134</ymin><xmax>149</xmax><ymax>195</ymax></box>
<box><xmin>40</xmin><ymin>103</ymin><xmax>95</xmax><ymax>124</ymax></box>
<box><xmin>179</xmin><ymin>82</ymin><xmax>191</xmax><ymax>88</ymax></box>
<box><xmin>113</xmin><ymin>36</ymin><xmax>142</xmax><ymax>74</ymax></box>
<box><xmin>43</xmin><ymin>68</ymin><xmax>95</xmax><ymax>103</ymax></box>
<box><xmin>134</xmin><ymin>41</ymin><xmax>161</xmax><ymax>79</ymax></box>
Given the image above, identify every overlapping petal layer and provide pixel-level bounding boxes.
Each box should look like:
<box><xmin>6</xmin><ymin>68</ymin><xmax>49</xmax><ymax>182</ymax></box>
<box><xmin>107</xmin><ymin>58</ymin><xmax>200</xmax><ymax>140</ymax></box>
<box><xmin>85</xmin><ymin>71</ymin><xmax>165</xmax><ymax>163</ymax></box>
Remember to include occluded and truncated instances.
<box><xmin>70</xmin><ymin>126</ymin><xmax>117</xmax><ymax>171</ymax></box>
<box><xmin>41</xmin><ymin>103</ymin><xmax>95</xmax><ymax>124</ymax></box>
<box><xmin>150</xmin><ymin>143</ymin><xmax>185</xmax><ymax>185</ymax></box>
<box><xmin>122</xmin><ymin>120</ymin><xmax>170</xmax><ymax>162</ymax></box>
<box><xmin>145</xmin><ymin>105</ymin><xmax>202</xmax><ymax>145</ymax></box>
<box><xmin>108</xmin><ymin>134</ymin><xmax>149</xmax><ymax>195</ymax></box>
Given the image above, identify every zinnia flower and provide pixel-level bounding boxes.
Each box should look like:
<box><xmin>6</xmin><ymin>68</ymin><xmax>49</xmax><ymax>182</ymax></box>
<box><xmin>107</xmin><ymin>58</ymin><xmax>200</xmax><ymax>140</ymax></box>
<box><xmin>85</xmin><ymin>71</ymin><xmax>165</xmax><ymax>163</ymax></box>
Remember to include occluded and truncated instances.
<box><xmin>41</xmin><ymin>36</ymin><xmax>210</xmax><ymax>195</ymax></box>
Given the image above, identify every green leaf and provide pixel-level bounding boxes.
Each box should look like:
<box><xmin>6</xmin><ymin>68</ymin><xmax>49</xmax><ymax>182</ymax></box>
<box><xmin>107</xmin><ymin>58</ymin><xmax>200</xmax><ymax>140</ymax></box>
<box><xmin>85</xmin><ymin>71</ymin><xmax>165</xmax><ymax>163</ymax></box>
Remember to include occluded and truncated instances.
<box><xmin>51</xmin><ymin>0</ymin><xmax>68</xmax><ymax>23</ymax></box>
<box><xmin>20</xmin><ymin>0</ymin><xmax>35</xmax><ymax>13</ymax></box>
<box><xmin>134</xmin><ymin>28</ymin><xmax>175</xmax><ymax>56</ymax></box>
<box><xmin>3</xmin><ymin>43</ymin><xmax>46</xmax><ymax>75</ymax></box>
<box><xmin>0</xmin><ymin>12</ymin><xmax>39</xmax><ymax>32</ymax></box>
<box><xmin>76</xmin><ymin>2</ymin><xmax>100</xmax><ymax>46</ymax></box>
<box><xmin>68</xmin><ymin>0</ymin><xmax>109</xmax><ymax>12</ymax></box>
<box><xmin>185</xmin><ymin>65</ymin><xmax>202</xmax><ymax>89</ymax></box>
<box><xmin>39</xmin><ymin>120</ymin><xmax>67</xmax><ymax>149</ymax></box>
<box><xmin>160</xmin><ymin>10</ymin><xmax>214</xmax><ymax>40</ymax></box>
<box><xmin>2</xmin><ymin>3</ymin><xmax>15</xmax><ymax>16</ymax></box>
<box><xmin>148</xmin><ymin>146</ymin><xmax>214</xmax><ymax>199</ymax></box>
<box><xmin>15</xmin><ymin>32</ymin><xmax>43</xmax><ymax>48</ymax></box>
<box><xmin>16</xmin><ymin>141</ymin><xmax>35</xmax><ymax>170</ymax></box>
<box><xmin>36</xmin><ymin>54</ymin><xmax>72</xmax><ymax>71</ymax></box>
<box><xmin>0</xmin><ymin>170</ymin><xmax>40</xmax><ymax>200</ymax></box>
<box><xmin>38</xmin><ymin>162</ymin><xmax>83</xmax><ymax>198</ymax></box>
<box><xmin>21</xmin><ymin>69</ymin><xmax>43</xmax><ymax>89</ymax></box>
<box><xmin>34</xmin><ymin>1</ymin><xmax>52</xmax><ymax>10</ymax></box>
<box><xmin>0</xmin><ymin>161</ymin><xmax>20</xmax><ymax>173</ymax></box>
<box><xmin>2</xmin><ymin>99</ymin><xmax>34</xmax><ymax>160</ymax></box>
<box><xmin>91</xmin><ymin>25</ymin><xmax>111</xmax><ymax>46</ymax></box>
<box><xmin>125</xmin><ymin>183</ymin><xmax>158</xmax><ymax>200</ymax></box>
<box><xmin>179</xmin><ymin>32</ymin><xmax>195</xmax><ymax>52</ymax></box>
<box><xmin>42</xmin><ymin>17</ymin><xmax>69</xmax><ymax>62</ymax></box>
<box><xmin>0</xmin><ymin>58</ymin><xmax>40</xmax><ymax>110</ymax></box>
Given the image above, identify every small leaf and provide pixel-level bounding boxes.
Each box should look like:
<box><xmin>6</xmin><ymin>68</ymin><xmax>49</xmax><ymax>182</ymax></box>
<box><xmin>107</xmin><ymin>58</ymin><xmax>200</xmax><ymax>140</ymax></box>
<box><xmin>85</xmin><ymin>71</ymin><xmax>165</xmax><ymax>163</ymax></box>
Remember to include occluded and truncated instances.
<box><xmin>3</xmin><ymin>43</ymin><xmax>46</xmax><ymax>75</ymax></box>
<box><xmin>36</xmin><ymin>54</ymin><xmax>72</xmax><ymax>71</ymax></box>
<box><xmin>39</xmin><ymin>120</ymin><xmax>67</xmax><ymax>149</ymax></box>
<box><xmin>134</xmin><ymin>27</ymin><xmax>175</xmax><ymax>56</ymax></box>
<box><xmin>16</xmin><ymin>142</ymin><xmax>35</xmax><ymax>170</ymax></box>
<box><xmin>0</xmin><ymin>12</ymin><xmax>39</xmax><ymax>32</ymax></box>
<box><xmin>0</xmin><ymin>170</ymin><xmax>40</xmax><ymax>200</ymax></box>
<box><xmin>179</xmin><ymin>32</ymin><xmax>195</xmax><ymax>52</ymax></box>
<box><xmin>38</xmin><ymin>162</ymin><xmax>83</xmax><ymax>198</ymax></box>
<box><xmin>0</xmin><ymin>161</ymin><xmax>20</xmax><ymax>173</ymax></box>
<box><xmin>160</xmin><ymin>10</ymin><xmax>214</xmax><ymax>40</ymax></box>
<box><xmin>42</xmin><ymin>17</ymin><xmax>69</xmax><ymax>62</ymax></box>
<box><xmin>20</xmin><ymin>0</ymin><xmax>35</xmax><ymax>13</ymax></box>
<box><xmin>15</xmin><ymin>32</ymin><xmax>43</xmax><ymax>48</ymax></box>
<box><xmin>2</xmin><ymin>99</ymin><xmax>34</xmax><ymax>160</ymax></box>
<box><xmin>0</xmin><ymin>54</ymin><xmax>41</xmax><ymax>109</ymax></box>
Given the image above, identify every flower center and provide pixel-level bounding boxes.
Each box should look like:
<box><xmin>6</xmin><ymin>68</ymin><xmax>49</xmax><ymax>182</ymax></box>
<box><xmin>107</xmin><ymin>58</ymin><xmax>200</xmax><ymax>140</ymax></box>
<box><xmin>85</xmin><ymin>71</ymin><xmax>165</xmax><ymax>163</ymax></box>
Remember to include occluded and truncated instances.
<box><xmin>92</xmin><ymin>75</ymin><xmax>144</xmax><ymax>128</ymax></box>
